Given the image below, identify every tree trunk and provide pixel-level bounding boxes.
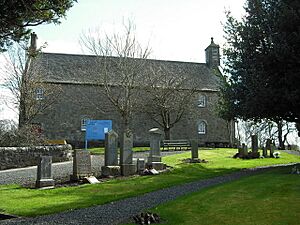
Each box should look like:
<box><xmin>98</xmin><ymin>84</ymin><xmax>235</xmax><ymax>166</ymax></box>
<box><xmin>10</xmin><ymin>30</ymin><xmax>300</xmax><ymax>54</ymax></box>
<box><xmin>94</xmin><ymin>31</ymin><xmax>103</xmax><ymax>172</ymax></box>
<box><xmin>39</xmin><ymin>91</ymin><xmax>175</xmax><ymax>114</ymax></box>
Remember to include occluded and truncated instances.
<box><xmin>277</xmin><ymin>120</ymin><xmax>284</xmax><ymax>150</ymax></box>
<box><xmin>164</xmin><ymin>127</ymin><xmax>171</xmax><ymax>140</ymax></box>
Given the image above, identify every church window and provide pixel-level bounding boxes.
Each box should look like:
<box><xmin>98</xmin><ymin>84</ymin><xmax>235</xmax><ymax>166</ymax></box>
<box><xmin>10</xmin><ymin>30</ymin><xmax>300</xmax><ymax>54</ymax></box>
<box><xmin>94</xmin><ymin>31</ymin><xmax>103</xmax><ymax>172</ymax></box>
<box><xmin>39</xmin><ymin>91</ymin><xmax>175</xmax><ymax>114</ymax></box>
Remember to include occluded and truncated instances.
<box><xmin>198</xmin><ymin>94</ymin><xmax>206</xmax><ymax>107</ymax></box>
<box><xmin>198</xmin><ymin>121</ymin><xmax>206</xmax><ymax>134</ymax></box>
<box><xmin>36</xmin><ymin>88</ymin><xmax>44</xmax><ymax>100</ymax></box>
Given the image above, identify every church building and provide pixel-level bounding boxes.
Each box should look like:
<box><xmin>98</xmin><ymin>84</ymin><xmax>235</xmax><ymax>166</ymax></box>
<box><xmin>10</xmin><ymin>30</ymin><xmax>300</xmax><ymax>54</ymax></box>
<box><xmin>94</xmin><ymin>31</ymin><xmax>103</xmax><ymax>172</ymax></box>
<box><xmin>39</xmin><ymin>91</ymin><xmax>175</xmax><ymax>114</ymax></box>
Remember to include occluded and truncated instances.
<box><xmin>28</xmin><ymin>37</ymin><xmax>235</xmax><ymax>147</ymax></box>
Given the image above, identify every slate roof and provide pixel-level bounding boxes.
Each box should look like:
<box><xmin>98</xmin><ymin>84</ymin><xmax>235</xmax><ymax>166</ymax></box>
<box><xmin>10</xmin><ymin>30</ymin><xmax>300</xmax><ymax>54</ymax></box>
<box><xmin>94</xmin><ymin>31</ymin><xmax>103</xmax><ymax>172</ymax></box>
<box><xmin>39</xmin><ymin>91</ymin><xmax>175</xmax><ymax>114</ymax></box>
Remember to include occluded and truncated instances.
<box><xmin>34</xmin><ymin>52</ymin><xmax>220</xmax><ymax>91</ymax></box>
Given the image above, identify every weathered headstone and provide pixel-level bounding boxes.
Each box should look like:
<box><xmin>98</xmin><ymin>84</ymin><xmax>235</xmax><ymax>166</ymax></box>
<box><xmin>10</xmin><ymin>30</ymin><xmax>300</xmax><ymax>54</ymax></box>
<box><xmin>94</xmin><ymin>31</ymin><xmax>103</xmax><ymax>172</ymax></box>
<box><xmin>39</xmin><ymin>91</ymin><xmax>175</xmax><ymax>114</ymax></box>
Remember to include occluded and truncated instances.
<box><xmin>35</xmin><ymin>156</ymin><xmax>55</xmax><ymax>189</ymax></box>
<box><xmin>84</xmin><ymin>176</ymin><xmax>100</xmax><ymax>184</ymax></box>
<box><xmin>71</xmin><ymin>149</ymin><xmax>92</xmax><ymax>180</ymax></box>
<box><xmin>191</xmin><ymin>139</ymin><xmax>199</xmax><ymax>160</ymax></box>
<box><xmin>137</xmin><ymin>158</ymin><xmax>145</xmax><ymax>174</ymax></box>
<box><xmin>120</xmin><ymin>129</ymin><xmax>136</xmax><ymax>176</ymax></box>
<box><xmin>242</xmin><ymin>143</ymin><xmax>248</xmax><ymax>157</ymax></box>
<box><xmin>270</xmin><ymin>143</ymin><xmax>275</xmax><ymax>157</ymax></box>
<box><xmin>105</xmin><ymin>130</ymin><xmax>118</xmax><ymax>166</ymax></box>
<box><xmin>251</xmin><ymin>135</ymin><xmax>258</xmax><ymax>153</ymax></box>
<box><xmin>101</xmin><ymin>129</ymin><xmax>121</xmax><ymax>177</ymax></box>
<box><xmin>147</xmin><ymin>128</ymin><xmax>165</xmax><ymax>170</ymax></box>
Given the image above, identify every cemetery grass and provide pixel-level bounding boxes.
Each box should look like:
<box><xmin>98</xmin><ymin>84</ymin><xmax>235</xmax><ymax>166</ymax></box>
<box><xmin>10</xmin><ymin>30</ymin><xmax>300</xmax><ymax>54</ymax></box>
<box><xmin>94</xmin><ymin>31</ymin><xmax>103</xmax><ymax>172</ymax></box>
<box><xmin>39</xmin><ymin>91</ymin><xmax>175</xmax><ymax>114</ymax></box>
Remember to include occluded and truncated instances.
<box><xmin>140</xmin><ymin>166</ymin><xmax>300</xmax><ymax>225</ymax></box>
<box><xmin>0</xmin><ymin>149</ymin><xmax>299</xmax><ymax>217</ymax></box>
<box><xmin>87</xmin><ymin>146</ymin><xmax>151</xmax><ymax>155</ymax></box>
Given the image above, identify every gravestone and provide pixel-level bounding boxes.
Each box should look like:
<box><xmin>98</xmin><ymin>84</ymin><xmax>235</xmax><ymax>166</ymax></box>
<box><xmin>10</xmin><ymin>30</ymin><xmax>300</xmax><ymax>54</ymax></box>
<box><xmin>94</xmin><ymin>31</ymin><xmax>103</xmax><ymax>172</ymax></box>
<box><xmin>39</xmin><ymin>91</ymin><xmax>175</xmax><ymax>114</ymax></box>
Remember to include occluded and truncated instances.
<box><xmin>251</xmin><ymin>135</ymin><xmax>258</xmax><ymax>153</ymax></box>
<box><xmin>137</xmin><ymin>158</ymin><xmax>145</xmax><ymax>174</ymax></box>
<box><xmin>105</xmin><ymin>130</ymin><xmax>118</xmax><ymax>166</ymax></box>
<box><xmin>35</xmin><ymin>156</ymin><xmax>55</xmax><ymax>189</ymax></box>
<box><xmin>262</xmin><ymin>146</ymin><xmax>267</xmax><ymax>157</ymax></box>
<box><xmin>85</xmin><ymin>176</ymin><xmax>100</xmax><ymax>184</ymax></box>
<box><xmin>147</xmin><ymin>128</ymin><xmax>165</xmax><ymax>170</ymax></box>
<box><xmin>266</xmin><ymin>139</ymin><xmax>272</xmax><ymax>150</ymax></box>
<box><xmin>120</xmin><ymin>129</ymin><xmax>136</xmax><ymax>176</ymax></box>
<box><xmin>191</xmin><ymin>139</ymin><xmax>199</xmax><ymax>160</ymax></box>
<box><xmin>242</xmin><ymin>143</ymin><xmax>248</xmax><ymax>157</ymax></box>
<box><xmin>270</xmin><ymin>144</ymin><xmax>275</xmax><ymax>157</ymax></box>
<box><xmin>71</xmin><ymin>149</ymin><xmax>92</xmax><ymax>180</ymax></box>
<box><xmin>101</xmin><ymin>129</ymin><xmax>121</xmax><ymax>177</ymax></box>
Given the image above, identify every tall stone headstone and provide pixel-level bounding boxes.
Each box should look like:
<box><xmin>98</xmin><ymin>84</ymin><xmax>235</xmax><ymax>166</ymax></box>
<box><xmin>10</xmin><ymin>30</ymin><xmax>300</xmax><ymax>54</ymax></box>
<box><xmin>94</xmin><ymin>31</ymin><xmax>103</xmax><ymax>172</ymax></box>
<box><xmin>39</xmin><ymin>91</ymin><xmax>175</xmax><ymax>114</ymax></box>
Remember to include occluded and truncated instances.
<box><xmin>101</xmin><ymin>130</ymin><xmax>121</xmax><ymax>177</ymax></box>
<box><xmin>242</xmin><ymin>143</ymin><xmax>248</xmax><ymax>157</ymax></box>
<box><xmin>191</xmin><ymin>139</ymin><xmax>199</xmax><ymax>160</ymax></box>
<box><xmin>120</xmin><ymin>129</ymin><xmax>136</xmax><ymax>176</ymax></box>
<box><xmin>270</xmin><ymin>143</ymin><xmax>275</xmax><ymax>157</ymax></box>
<box><xmin>148</xmin><ymin>128</ymin><xmax>165</xmax><ymax>170</ymax></box>
<box><xmin>251</xmin><ymin>135</ymin><xmax>258</xmax><ymax>153</ymax></box>
<box><xmin>105</xmin><ymin>130</ymin><xmax>118</xmax><ymax>166</ymax></box>
<box><xmin>71</xmin><ymin>149</ymin><xmax>92</xmax><ymax>180</ymax></box>
<box><xmin>36</xmin><ymin>156</ymin><xmax>55</xmax><ymax>189</ymax></box>
<box><xmin>101</xmin><ymin>129</ymin><xmax>121</xmax><ymax>177</ymax></box>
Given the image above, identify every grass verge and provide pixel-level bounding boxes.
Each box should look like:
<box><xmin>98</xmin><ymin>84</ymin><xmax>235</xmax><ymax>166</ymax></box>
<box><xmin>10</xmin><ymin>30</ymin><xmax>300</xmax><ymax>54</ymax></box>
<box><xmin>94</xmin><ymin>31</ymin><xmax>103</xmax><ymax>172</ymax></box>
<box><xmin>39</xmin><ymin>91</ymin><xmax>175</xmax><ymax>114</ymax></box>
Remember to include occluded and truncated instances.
<box><xmin>0</xmin><ymin>148</ymin><xmax>299</xmax><ymax>217</ymax></box>
<box><xmin>145</xmin><ymin>166</ymin><xmax>300</xmax><ymax>225</ymax></box>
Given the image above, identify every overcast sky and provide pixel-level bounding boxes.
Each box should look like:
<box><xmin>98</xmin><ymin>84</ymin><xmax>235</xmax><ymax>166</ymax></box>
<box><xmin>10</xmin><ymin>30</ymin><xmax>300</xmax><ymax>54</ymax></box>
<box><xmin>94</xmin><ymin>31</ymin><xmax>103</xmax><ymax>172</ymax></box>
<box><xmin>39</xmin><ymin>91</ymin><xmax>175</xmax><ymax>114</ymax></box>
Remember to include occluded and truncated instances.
<box><xmin>1</xmin><ymin>0</ymin><xmax>246</xmax><ymax>120</ymax></box>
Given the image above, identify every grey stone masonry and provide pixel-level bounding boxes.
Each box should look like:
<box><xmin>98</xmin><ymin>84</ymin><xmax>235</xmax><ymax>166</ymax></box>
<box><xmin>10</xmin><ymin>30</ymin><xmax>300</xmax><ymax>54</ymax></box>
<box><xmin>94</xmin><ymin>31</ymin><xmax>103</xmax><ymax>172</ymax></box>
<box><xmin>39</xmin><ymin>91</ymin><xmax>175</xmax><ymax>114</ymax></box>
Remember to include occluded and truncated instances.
<box><xmin>148</xmin><ymin>128</ymin><xmax>165</xmax><ymax>170</ymax></box>
<box><xmin>120</xmin><ymin>129</ymin><xmax>133</xmax><ymax>165</ymax></box>
<box><xmin>251</xmin><ymin>135</ymin><xmax>258</xmax><ymax>153</ymax></box>
<box><xmin>270</xmin><ymin>144</ymin><xmax>275</xmax><ymax>157</ymax></box>
<box><xmin>72</xmin><ymin>149</ymin><xmax>92</xmax><ymax>180</ymax></box>
<box><xmin>0</xmin><ymin>145</ymin><xmax>72</xmax><ymax>170</ymax></box>
<box><xmin>191</xmin><ymin>139</ymin><xmax>199</xmax><ymax>159</ymax></box>
<box><xmin>137</xmin><ymin>158</ymin><xmax>145</xmax><ymax>173</ymax></box>
<box><xmin>35</xmin><ymin>156</ymin><xmax>54</xmax><ymax>189</ymax></box>
<box><xmin>149</xmin><ymin>128</ymin><xmax>163</xmax><ymax>157</ymax></box>
<box><xmin>120</xmin><ymin>129</ymin><xmax>135</xmax><ymax>176</ymax></box>
<box><xmin>242</xmin><ymin>143</ymin><xmax>248</xmax><ymax>156</ymax></box>
<box><xmin>102</xmin><ymin>129</ymin><xmax>121</xmax><ymax>177</ymax></box>
<box><xmin>105</xmin><ymin>130</ymin><xmax>118</xmax><ymax>166</ymax></box>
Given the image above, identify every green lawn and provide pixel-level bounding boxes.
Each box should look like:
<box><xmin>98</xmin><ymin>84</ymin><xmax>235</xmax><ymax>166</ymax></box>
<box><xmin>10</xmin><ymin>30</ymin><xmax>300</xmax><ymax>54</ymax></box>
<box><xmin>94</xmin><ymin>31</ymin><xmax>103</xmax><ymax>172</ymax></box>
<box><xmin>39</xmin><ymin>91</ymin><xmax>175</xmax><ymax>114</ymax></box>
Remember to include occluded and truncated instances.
<box><xmin>0</xmin><ymin>148</ymin><xmax>299</xmax><ymax>217</ymax></box>
<box><xmin>86</xmin><ymin>146</ymin><xmax>151</xmax><ymax>155</ymax></box>
<box><xmin>145</xmin><ymin>166</ymin><xmax>300</xmax><ymax>225</ymax></box>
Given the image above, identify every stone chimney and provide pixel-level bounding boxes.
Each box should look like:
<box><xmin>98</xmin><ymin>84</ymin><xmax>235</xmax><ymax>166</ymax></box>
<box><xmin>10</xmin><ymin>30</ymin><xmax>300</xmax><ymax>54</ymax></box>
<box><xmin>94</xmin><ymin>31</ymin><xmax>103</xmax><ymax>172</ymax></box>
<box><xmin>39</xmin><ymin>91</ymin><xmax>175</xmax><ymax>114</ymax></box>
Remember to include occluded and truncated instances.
<box><xmin>205</xmin><ymin>37</ymin><xmax>220</xmax><ymax>68</ymax></box>
<box><xmin>30</xmin><ymin>32</ymin><xmax>38</xmax><ymax>51</ymax></box>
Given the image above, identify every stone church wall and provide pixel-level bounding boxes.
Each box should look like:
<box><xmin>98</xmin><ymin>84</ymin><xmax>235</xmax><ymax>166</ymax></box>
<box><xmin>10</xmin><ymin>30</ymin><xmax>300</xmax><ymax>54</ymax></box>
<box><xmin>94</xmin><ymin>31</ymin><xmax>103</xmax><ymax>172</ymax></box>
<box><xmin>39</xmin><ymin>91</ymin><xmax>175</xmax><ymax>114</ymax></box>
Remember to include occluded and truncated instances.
<box><xmin>0</xmin><ymin>144</ymin><xmax>72</xmax><ymax>170</ymax></box>
<box><xmin>34</xmin><ymin>84</ymin><xmax>233</xmax><ymax>148</ymax></box>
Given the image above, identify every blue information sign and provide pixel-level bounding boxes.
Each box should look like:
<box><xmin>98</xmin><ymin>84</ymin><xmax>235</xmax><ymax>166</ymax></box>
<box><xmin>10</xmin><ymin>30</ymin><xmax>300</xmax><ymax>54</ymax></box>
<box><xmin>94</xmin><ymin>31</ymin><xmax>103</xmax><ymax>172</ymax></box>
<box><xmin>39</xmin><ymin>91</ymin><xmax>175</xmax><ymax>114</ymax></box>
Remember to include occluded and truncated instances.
<box><xmin>86</xmin><ymin>120</ymin><xmax>112</xmax><ymax>141</ymax></box>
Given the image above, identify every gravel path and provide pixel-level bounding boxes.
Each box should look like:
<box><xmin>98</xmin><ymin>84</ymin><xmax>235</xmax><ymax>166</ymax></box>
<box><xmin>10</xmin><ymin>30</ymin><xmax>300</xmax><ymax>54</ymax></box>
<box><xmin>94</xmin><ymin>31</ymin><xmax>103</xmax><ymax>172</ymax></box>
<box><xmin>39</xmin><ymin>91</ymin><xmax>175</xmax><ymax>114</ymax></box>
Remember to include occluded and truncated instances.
<box><xmin>2</xmin><ymin>163</ymin><xmax>298</xmax><ymax>225</ymax></box>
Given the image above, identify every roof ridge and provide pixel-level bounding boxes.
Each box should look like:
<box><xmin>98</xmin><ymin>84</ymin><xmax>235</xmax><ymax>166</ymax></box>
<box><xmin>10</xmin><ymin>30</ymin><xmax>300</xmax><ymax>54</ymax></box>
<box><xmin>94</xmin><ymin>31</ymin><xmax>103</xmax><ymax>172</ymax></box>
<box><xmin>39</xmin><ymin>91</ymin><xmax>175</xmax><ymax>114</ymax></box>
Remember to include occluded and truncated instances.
<box><xmin>42</xmin><ymin>52</ymin><xmax>207</xmax><ymax>65</ymax></box>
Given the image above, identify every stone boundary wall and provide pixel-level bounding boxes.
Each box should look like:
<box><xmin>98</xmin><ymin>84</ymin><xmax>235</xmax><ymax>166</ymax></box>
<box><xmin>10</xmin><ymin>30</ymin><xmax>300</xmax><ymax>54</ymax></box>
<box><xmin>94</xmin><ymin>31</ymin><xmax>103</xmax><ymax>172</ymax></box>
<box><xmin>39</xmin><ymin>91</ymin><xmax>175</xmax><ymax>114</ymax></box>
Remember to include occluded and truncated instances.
<box><xmin>0</xmin><ymin>144</ymin><xmax>72</xmax><ymax>170</ymax></box>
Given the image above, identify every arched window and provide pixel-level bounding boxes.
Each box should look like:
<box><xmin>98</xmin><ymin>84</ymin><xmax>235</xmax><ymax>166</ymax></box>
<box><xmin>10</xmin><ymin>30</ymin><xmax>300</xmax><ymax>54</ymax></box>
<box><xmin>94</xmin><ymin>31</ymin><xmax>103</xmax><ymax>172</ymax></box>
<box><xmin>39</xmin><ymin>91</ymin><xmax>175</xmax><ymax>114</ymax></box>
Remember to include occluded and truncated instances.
<box><xmin>198</xmin><ymin>121</ymin><xmax>206</xmax><ymax>134</ymax></box>
<box><xmin>198</xmin><ymin>94</ymin><xmax>206</xmax><ymax>107</ymax></box>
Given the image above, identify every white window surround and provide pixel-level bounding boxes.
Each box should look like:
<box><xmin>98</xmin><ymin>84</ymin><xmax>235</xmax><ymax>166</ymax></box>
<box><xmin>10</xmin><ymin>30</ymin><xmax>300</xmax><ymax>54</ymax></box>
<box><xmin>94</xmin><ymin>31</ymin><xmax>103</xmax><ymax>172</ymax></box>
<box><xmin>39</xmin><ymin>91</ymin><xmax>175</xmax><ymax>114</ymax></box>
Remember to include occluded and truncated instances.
<box><xmin>36</xmin><ymin>88</ymin><xmax>44</xmax><ymax>100</ymax></box>
<box><xmin>198</xmin><ymin>121</ymin><xmax>206</xmax><ymax>134</ymax></box>
<box><xmin>198</xmin><ymin>94</ymin><xmax>206</xmax><ymax>107</ymax></box>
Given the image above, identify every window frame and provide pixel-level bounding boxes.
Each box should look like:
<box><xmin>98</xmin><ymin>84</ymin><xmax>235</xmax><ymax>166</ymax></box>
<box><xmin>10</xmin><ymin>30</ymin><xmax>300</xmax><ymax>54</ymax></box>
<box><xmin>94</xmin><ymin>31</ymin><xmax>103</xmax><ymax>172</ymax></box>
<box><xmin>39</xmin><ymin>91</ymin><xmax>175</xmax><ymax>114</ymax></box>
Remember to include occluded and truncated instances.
<box><xmin>35</xmin><ymin>88</ymin><xmax>44</xmax><ymax>100</ymax></box>
<box><xmin>198</xmin><ymin>94</ymin><xmax>206</xmax><ymax>107</ymax></box>
<box><xmin>198</xmin><ymin>121</ymin><xmax>207</xmax><ymax>135</ymax></box>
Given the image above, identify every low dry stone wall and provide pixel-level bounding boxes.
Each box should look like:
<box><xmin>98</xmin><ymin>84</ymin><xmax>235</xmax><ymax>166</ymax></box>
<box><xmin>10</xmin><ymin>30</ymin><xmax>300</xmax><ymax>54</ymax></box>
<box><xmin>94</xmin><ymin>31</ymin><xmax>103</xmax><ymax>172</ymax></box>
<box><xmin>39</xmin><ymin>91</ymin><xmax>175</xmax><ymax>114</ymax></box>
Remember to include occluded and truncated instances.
<box><xmin>0</xmin><ymin>144</ymin><xmax>72</xmax><ymax>170</ymax></box>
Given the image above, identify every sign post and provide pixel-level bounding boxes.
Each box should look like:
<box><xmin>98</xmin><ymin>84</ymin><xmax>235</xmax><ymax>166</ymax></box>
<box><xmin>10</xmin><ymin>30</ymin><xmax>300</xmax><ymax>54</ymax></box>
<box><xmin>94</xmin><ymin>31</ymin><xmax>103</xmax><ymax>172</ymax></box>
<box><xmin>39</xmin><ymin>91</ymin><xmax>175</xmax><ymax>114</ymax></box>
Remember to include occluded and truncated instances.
<box><xmin>85</xmin><ymin>120</ymin><xmax>112</xmax><ymax>150</ymax></box>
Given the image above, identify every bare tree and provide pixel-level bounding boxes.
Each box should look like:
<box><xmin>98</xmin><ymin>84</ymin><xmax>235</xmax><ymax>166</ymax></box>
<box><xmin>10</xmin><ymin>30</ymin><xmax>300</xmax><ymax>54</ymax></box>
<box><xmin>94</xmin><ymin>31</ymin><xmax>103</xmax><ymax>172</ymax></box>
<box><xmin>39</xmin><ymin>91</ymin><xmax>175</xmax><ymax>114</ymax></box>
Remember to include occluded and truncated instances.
<box><xmin>143</xmin><ymin>64</ymin><xmax>197</xmax><ymax>139</ymax></box>
<box><xmin>1</xmin><ymin>34</ymin><xmax>60</xmax><ymax>128</ymax></box>
<box><xmin>80</xmin><ymin>20</ymin><xmax>151</xmax><ymax>131</ymax></box>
